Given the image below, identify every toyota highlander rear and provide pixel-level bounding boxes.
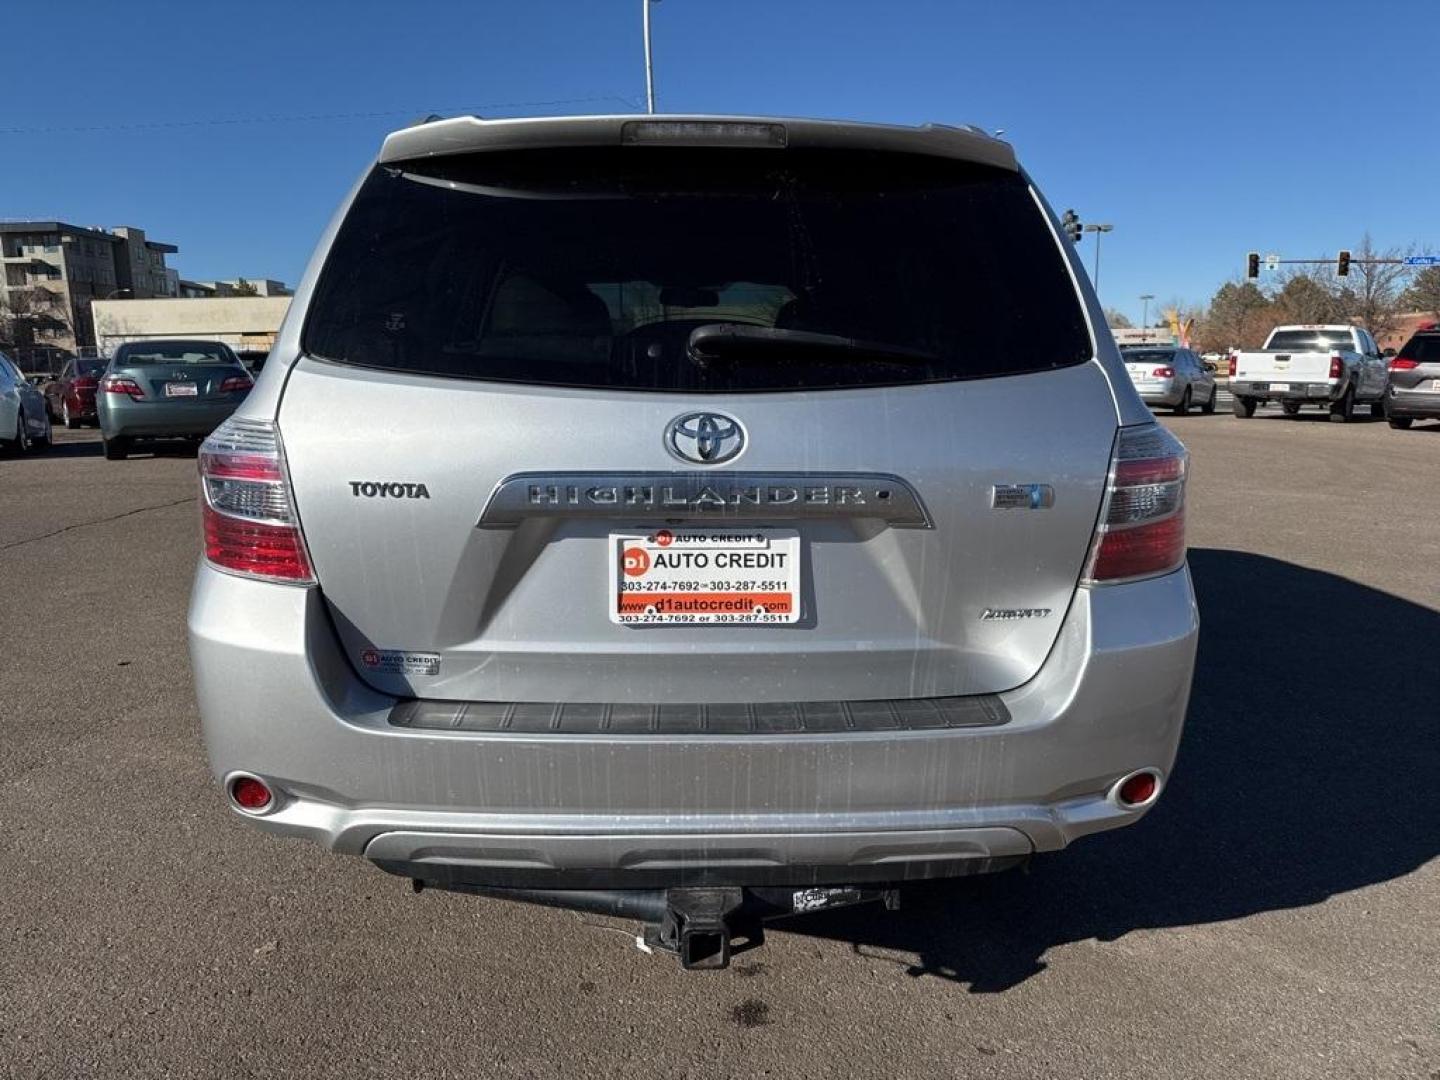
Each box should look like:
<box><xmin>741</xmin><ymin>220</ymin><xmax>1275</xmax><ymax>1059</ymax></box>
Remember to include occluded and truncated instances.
<box><xmin>188</xmin><ymin>115</ymin><xmax>1198</xmax><ymax>968</ymax></box>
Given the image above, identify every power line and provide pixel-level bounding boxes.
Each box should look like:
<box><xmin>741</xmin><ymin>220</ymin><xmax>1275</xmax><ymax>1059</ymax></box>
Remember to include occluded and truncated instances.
<box><xmin>0</xmin><ymin>95</ymin><xmax>641</xmax><ymax>137</ymax></box>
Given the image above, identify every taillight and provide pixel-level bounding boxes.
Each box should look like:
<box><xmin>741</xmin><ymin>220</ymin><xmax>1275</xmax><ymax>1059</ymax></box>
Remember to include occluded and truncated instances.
<box><xmin>1082</xmin><ymin>424</ymin><xmax>1188</xmax><ymax>585</ymax></box>
<box><xmin>199</xmin><ymin>417</ymin><xmax>314</xmax><ymax>584</ymax></box>
<box><xmin>73</xmin><ymin>376</ymin><xmax>98</xmax><ymax>390</ymax></box>
<box><xmin>1389</xmin><ymin>357</ymin><xmax>1419</xmax><ymax>371</ymax></box>
<box><xmin>1328</xmin><ymin>354</ymin><xmax>1343</xmax><ymax>379</ymax></box>
<box><xmin>219</xmin><ymin>375</ymin><xmax>254</xmax><ymax>393</ymax></box>
<box><xmin>1227</xmin><ymin>356</ymin><xmax>1237</xmax><ymax>378</ymax></box>
<box><xmin>103</xmin><ymin>376</ymin><xmax>144</xmax><ymax>399</ymax></box>
<box><xmin>1152</xmin><ymin>367</ymin><xmax>1174</xmax><ymax>378</ymax></box>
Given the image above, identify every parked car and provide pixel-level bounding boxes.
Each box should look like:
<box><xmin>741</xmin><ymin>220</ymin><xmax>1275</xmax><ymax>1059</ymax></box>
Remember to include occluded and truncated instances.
<box><xmin>1120</xmin><ymin>345</ymin><xmax>1217</xmax><ymax>414</ymax></box>
<box><xmin>0</xmin><ymin>349</ymin><xmax>53</xmax><ymax>453</ymax></box>
<box><xmin>188</xmin><ymin>114</ymin><xmax>1199</xmax><ymax>969</ymax></box>
<box><xmin>44</xmin><ymin>355</ymin><xmax>108</xmax><ymax>428</ymax></box>
<box><xmin>235</xmin><ymin>350</ymin><xmax>270</xmax><ymax>374</ymax></box>
<box><xmin>1385</xmin><ymin>324</ymin><xmax>1440</xmax><ymax>429</ymax></box>
<box><xmin>97</xmin><ymin>339</ymin><xmax>253</xmax><ymax>460</ymax></box>
<box><xmin>1229</xmin><ymin>324</ymin><xmax>1389</xmax><ymax>421</ymax></box>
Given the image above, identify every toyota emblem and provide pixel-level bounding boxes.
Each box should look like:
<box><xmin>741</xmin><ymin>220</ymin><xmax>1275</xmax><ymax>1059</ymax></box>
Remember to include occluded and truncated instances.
<box><xmin>665</xmin><ymin>411</ymin><xmax>745</xmax><ymax>465</ymax></box>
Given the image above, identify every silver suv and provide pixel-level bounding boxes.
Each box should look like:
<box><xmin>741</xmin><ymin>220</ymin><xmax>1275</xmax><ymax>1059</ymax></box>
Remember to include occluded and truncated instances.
<box><xmin>189</xmin><ymin>115</ymin><xmax>1198</xmax><ymax>969</ymax></box>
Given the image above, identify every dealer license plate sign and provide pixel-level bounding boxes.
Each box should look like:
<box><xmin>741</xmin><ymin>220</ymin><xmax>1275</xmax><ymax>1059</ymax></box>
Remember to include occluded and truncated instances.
<box><xmin>165</xmin><ymin>382</ymin><xmax>198</xmax><ymax>397</ymax></box>
<box><xmin>610</xmin><ymin>528</ymin><xmax>800</xmax><ymax>625</ymax></box>
<box><xmin>1270</xmin><ymin>382</ymin><xmax>1291</xmax><ymax>392</ymax></box>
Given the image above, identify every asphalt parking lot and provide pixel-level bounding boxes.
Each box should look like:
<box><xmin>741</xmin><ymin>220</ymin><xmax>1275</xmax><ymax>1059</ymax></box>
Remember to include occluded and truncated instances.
<box><xmin>2</xmin><ymin>410</ymin><xmax>1437</xmax><ymax>1080</ymax></box>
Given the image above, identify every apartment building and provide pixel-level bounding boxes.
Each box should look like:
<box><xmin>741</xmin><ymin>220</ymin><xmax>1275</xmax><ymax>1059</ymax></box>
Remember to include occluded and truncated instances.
<box><xmin>0</xmin><ymin>221</ymin><xmax>179</xmax><ymax>353</ymax></box>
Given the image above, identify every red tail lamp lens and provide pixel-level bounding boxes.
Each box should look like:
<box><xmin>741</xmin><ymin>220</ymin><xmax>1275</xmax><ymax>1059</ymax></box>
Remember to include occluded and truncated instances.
<box><xmin>1118</xmin><ymin>772</ymin><xmax>1157</xmax><ymax>807</ymax></box>
<box><xmin>230</xmin><ymin>776</ymin><xmax>273</xmax><ymax>811</ymax></box>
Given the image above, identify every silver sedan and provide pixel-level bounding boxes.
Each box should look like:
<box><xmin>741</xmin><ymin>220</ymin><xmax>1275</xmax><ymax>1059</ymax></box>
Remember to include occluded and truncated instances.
<box><xmin>1121</xmin><ymin>346</ymin><xmax>1217</xmax><ymax>414</ymax></box>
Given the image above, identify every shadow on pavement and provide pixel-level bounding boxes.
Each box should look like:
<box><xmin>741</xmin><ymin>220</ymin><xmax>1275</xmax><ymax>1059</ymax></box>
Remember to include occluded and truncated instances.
<box><xmin>19</xmin><ymin>439</ymin><xmax>104</xmax><ymax>460</ymax></box>
<box><xmin>777</xmin><ymin>549</ymin><xmax>1440</xmax><ymax>990</ymax></box>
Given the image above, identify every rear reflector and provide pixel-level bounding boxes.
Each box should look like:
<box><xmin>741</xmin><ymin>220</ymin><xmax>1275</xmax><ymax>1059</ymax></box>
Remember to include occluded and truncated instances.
<box><xmin>1389</xmin><ymin>358</ymin><xmax>1419</xmax><ymax>370</ymax></box>
<box><xmin>1228</xmin><ymin>355</ymin><xmax>1237</xmax><ymax>378</ymax></box>
<box><xmin>1083</xmin><ymin>424</ymin><xmax>1188</xmax><ymax>585</ymax></box>
<box><xmin>229</xmin><ymin>775</ymin><xmax>273</xmax><ymax>811</ymax></box>
<box><xmin>1329</xmin><ymin>354</ymin><xmax>1343</xmax><ymax>379</ymax></box>
<box><xmin>199</xmin><ymin>417</ymin><xmax>314</xmax><ymax>584</ymax></box>
<box><xmin>1116</xmin><ymin>771</ymin><xmax>1159</xmax><ymax>807</ymax></box>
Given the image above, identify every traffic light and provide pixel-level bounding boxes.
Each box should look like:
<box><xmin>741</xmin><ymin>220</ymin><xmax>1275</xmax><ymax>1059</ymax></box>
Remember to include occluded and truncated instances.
<box><xmin>1246</xmin><ymin>252</ymin><xmax>1260</xmax><ymax>279</ymax></box>
<box><xmin>1061</xmin><ymin>209</ymin><xmax>1083</xmax><ymax>244</ymax></box>
<box><xmin>1337</xmin><ymin>249</ymin><xmax>1351</xmax><ymax>277</ymax></box>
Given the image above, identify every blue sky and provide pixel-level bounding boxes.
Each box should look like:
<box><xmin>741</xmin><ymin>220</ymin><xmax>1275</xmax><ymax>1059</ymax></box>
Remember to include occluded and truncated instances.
<box><xmin>3</xmin><ymin>0</ymin><xmax>1434</xmax><ymax>324</ymax></box>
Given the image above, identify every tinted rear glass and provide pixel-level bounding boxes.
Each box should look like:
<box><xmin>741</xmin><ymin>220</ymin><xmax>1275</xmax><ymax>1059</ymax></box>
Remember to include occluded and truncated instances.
<box><xmin>1267</xmin><ymin>330</ymin><xmax>1356</xmax><ymax>352</ymax></box>
<box><xmin>116</xmin><ymin>342</ymin><xmax>236</xmax><ymax>365</ymax></box>
<box><xmin>1398</xmin><ymin>334</ymin><xmax>1440</xmax><ymax>363</ymax></box>
<box><xmin>303</xmin><ymin>148</ymin><xmax>1091</xmax><ymax>392</ymax></box>
<box><xmin>1122</xmin><ymin>350</ymin><xmax>1176</xmax><ymax>364</ymax></box>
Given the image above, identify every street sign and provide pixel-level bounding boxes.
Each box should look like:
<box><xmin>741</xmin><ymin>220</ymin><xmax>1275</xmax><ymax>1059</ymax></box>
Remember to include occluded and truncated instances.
<box><xmin>1265</xmin><ymin>254</ymin><xmax>1280</xmax><ymax>271</ymax></box>
<box><xmin>1404</xmin><ymin>255</ymin><xmax>1440</xmax><ymax>266</ymax></box>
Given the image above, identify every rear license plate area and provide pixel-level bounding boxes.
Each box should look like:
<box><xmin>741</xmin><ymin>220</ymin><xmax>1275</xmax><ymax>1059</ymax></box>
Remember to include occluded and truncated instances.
<box><xmin>1271</xmin><ymin>383</ymin><xmax>1291</xmax><ymax>392</ymax></box>
<box><xmin>164</xmin><ymin>382</ymin><xmax>198</xmax><ymax>397</ymax></box>
<box><xmin>610</xmin><ymin>528</ymin><xmax>800</xmax><ymax>625</ymax></box>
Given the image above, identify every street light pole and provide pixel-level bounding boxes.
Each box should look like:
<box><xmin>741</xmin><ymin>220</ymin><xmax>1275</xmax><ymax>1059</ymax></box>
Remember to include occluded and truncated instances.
<box><xmin>1085</xmin><ymin>223</ymin><xmax>1113</xmax><ymax>297</ymax></box>
<box><xmin>643</xmin><ymin>0</ymin><xmax>660</xmax><ymax>114</ymax></box>
<box><xmin>1140</xmin><ymin>294</ymin><xmax>1154</xmax><ymax>340</ymax></box>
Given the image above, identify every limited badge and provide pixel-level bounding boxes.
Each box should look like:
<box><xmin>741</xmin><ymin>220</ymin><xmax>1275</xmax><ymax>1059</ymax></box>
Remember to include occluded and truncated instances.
<box><xmin>359</xmin><ymin>648</ymin><xmax>440</xmax><ymax>675</ymax></box>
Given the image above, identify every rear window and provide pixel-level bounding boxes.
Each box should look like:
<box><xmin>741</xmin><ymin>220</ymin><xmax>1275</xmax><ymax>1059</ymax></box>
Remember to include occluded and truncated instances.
<box><xmin>1266</xmin><ymin>330</ymin><xmax>1356</xmax><ymax>352</ymax></box>
<box><xmin>303</xmin><ymin>148</ymin><xmax>1092</xmax><ymax>392</ymax></box>
<box><xmin>116</xmin><ymin>342</ymin><xmax>236</xmax><ymax>365</ymax></box>
<box><xmin>1398</xmin><ymin>333</ymin><xmax>1440</xmax><ymax>363</ymax></box>
<box><xmin>1122</xmin><ymin>349</ymin><xmax>1176</xmax><ymax>365</ymax></box>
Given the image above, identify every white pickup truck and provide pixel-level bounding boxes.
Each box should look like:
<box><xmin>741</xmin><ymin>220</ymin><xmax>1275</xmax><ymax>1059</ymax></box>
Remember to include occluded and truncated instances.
<box><xmin>1229</xmin><ymin>324</ymin><xmax>1390</xmax><ymax>421</ymax></box>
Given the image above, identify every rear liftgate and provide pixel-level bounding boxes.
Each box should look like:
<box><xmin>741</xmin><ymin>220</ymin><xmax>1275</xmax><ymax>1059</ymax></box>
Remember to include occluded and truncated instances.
<box><xmin>407</xmin><ymin>880</ymin><xmax>901</xmax><ymax>970</ymax></box>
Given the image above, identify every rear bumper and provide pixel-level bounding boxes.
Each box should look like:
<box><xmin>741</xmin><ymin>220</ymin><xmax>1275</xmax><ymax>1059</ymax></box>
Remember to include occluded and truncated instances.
<box><xmin>1387</xmin><ymin>385</ymin><xmax>1440</xmax><ymax>419</ymax></box>
<box><xmin>98</xmin><ymin>397</ymin><xmax>241</xmax><ymax>439</ymax></box>
<box><xmin>1135</xmin><ymin>381</ymin><xmax>1180</xmax><ymax>406</ymax></box>
<box><xmin>1230</xmin><ymin>379</ymin><xmax>1341</xmax><ymax>401</ymax></box>
<box><xmin>188</xmin><ymin>563</ymin><xmax>1198</xmax><ymax>885</ymax></box>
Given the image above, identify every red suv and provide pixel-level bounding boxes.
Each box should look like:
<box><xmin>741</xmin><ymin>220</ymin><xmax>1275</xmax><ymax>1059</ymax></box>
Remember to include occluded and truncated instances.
<box><xmin>44</xmin><ymin>356</ymin><xmax>107</xmax><ymax>428</ymax></box>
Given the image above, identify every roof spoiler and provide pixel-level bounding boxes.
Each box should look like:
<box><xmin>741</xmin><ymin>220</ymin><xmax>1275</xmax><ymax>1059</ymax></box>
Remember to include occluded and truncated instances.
<box><xmin>378</xmin><ymin>114</ymin><xmax>1016</xmax><ymax>171</ymax></box>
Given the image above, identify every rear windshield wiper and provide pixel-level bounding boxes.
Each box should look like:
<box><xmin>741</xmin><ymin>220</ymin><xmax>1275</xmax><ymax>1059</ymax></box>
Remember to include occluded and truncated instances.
<box><xmin>687</xmin><ymin>324</ymin><xmax>937</xmax><ymax>368</ymax></box>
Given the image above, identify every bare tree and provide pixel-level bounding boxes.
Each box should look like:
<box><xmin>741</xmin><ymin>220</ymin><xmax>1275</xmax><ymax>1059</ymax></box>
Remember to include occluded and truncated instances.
<box><xmin>1103</xmin><ymin>308</ymin><xmax>1133</xmax><ymax>328</ymax></box>
<box><xmin>0</xmin><ymin>286</ymin><xmax>71</xmax><ymax>348</ymax></box>
<box><xmin>1335</xmin><ymin>233</ymin><xmax>1412</xmax><ymax>341</ymax></box>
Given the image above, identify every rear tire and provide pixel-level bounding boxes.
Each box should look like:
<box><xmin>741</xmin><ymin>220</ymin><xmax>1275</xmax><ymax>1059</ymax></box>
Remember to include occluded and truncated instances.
<box><xmin>1232</xmin><ymin>395</ymin><xmax>1257</xmax><ymax>418</ymax></box>
<box><xmin>1329</xmin><ymin>387</ymin><xmax>1355</xmax><ymax>423</ymax></box>
<box><xmin>1388</xmin><ymin>416</ymin><xmax>1413</xmax><ymax>430</ymax></box>
<box><xmin>1370</xmin><ymin>399</ymin><xmax>1386</xmax><ymax>418</ymax></box>
<box><xmin>1281</xmin><ymin>400</ymin><xmax>1301</xmax><ymax>416</ymax></box>
<box><xmin>1172</xmin><ymin>387</ymin><xmax>1191</xmax><ymax>415</ymax></box>
<box><xmin>6</xmin><ymin>416</ymin><xmax>30</xmax><ymax>455</ymax></box>
<box><xmin>1200</xmin><ymin>385</ymin><xmax>1216</xmax><ymax>414</ymax></box>
<box><xmin>103</xmin><ymin>436</ymin><xmax>129</xmax><ymax>461</ymax></box>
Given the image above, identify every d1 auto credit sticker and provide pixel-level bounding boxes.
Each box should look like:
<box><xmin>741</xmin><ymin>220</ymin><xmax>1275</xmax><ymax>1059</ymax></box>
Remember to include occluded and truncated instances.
<box><xmin>359</xmin><ymin>648</ymin><xmax>441</xmax><ymax>676</ymax></box>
